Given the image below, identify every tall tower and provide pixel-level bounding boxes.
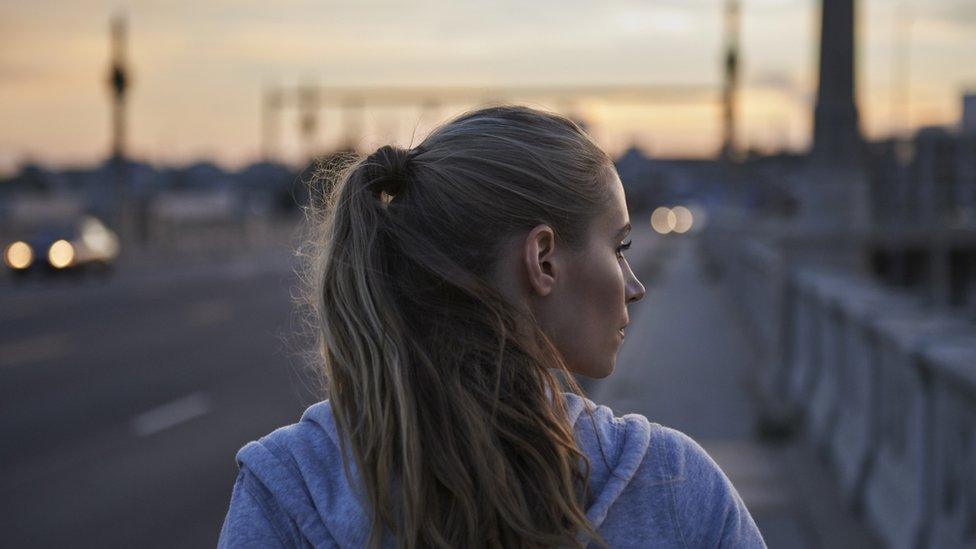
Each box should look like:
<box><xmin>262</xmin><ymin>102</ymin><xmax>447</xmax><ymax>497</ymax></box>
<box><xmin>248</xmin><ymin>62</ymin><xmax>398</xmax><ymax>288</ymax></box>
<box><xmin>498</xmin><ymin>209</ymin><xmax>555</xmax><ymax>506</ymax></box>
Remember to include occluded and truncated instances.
<box><xmin>720</xmin><ymin>0</ymin><xmax>741</xmax><ymax>161</ymax></box>
<box><xmin>811</xmin><ymin>0</ymin><xmax>862</xmax><ymax>165</ymax></box>
<box><xmin>797</xmin><ymin>0</ymin><xmax>870</xmax><ymax>232</ymax></box>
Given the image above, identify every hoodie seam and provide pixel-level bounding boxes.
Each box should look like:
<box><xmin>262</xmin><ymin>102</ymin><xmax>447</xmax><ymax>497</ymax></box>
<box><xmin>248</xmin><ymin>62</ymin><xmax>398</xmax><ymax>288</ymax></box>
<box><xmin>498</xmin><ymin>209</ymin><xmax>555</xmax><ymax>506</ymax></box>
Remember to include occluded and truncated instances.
<box><xmin>661</xmin><ymin>427</ymin><xmax>691</xmax><ymax>549</ymax></box>
<box><xmin>610</xmin><ymin>415</ymin><xmax>627</xmax><ymax>468</ymax></box>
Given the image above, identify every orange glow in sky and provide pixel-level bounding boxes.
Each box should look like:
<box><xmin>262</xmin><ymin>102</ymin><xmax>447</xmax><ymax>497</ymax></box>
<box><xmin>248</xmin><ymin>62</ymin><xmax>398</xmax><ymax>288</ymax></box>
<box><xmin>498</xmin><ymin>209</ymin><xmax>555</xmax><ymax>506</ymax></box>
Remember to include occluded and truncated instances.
<box><xmin>0</xmin><ymin>0</ymin><xmax>973</xmax><ymax>173</ymax></box>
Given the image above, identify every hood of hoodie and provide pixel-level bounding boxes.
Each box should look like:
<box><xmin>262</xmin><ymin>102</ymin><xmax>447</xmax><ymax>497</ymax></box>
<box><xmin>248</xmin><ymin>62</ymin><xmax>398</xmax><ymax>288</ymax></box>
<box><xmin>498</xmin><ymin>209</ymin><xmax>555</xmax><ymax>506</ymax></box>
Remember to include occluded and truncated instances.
<box><xmin>235</xmin><ymin>392</ymin><xmax>652</xmax><ymax>547</ymax></box>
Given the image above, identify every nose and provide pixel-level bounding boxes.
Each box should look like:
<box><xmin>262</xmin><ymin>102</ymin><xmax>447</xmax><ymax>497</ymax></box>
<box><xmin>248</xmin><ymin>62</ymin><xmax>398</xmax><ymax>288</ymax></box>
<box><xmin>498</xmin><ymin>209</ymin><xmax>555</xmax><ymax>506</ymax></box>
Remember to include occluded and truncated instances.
<box><xmin>625</xmin><ymin>263</ymin><xmax>645</xmax><ymax>304</ymax></box>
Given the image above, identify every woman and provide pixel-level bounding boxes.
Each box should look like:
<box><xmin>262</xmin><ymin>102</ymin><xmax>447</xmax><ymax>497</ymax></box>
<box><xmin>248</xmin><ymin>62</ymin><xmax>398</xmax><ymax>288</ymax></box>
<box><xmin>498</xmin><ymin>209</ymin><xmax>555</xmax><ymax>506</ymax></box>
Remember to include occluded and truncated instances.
<box><xmin>218</xmin><ymin>105</ymin><xmax>766</xmax><ymax>548</ymax></box>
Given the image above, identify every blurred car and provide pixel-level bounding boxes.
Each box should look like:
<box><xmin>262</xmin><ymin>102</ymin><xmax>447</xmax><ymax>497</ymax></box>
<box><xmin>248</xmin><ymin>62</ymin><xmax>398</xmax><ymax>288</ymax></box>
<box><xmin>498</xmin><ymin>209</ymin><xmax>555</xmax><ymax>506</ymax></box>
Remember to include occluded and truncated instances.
<box><xmin>3</xmin><ymin>215</ymin><xmax>120</xmax><ymax>276</ymax></box>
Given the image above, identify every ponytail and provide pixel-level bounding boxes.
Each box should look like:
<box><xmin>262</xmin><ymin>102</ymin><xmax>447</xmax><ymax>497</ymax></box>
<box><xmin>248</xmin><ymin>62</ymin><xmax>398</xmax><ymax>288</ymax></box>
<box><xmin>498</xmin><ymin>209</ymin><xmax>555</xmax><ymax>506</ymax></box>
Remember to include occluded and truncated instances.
<box><xmin>303</xmin><ymin>106</ymin><xmax>612</xmax><ymax>548</ymax></box>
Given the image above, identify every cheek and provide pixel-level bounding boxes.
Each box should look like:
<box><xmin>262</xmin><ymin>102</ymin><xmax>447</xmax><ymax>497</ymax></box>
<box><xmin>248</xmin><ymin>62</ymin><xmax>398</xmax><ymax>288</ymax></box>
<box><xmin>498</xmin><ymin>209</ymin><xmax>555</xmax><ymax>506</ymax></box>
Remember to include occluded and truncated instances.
<box><xmin>579</xmin><ymin>260</ymin><xmax>626</xmax><ymax>312</ymax></box>
<box><xmin>558</xmin><ymin>261</ymin><xmax>625</xmax><ymax>356</ymax></box>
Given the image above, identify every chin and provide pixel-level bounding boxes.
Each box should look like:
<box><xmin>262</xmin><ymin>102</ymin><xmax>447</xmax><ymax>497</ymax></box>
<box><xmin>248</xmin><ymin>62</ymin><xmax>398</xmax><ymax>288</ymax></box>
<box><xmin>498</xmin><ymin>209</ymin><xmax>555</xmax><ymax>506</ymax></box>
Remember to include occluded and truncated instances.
<box><xmin>573</xmin><ymin>361</ymin><xmax>615</xmax><ymax>380</ymax></box>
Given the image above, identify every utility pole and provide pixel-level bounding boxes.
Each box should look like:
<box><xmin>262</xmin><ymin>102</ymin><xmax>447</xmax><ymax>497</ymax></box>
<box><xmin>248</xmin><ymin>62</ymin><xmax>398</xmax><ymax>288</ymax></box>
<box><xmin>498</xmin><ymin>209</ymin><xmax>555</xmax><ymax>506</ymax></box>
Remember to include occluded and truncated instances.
<box><xmin>298</xmin><ymin>82</ymin><xmax>320</xmax><ymax>161</ymax></box>
<box><xmin>720</xmin><ymin>0</ymin><xmax>741</xmax><ymax>162</ymax></box>
<box><xmin>261</xmin><ymin>86</ymin><xmax>282</xmax><ymax>162</ymax></box>
<box><xmin>341</xmin><ymin>95</ymin><xmax>364</xmax><ymax>152</ymax></box>
<box><xmin>107</xmin><ymin>13</ymin><xmax>131</xmax><ymax>242</ymax></box>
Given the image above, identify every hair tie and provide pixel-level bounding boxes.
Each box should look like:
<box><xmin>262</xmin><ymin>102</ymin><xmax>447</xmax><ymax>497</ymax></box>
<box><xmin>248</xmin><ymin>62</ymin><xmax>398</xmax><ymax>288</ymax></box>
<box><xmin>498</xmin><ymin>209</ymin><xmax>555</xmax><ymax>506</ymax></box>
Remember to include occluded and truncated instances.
<box><xmin>361</xmin><ymin>145</ymin><xmax>416</xmax><ymax>198</ymax></box>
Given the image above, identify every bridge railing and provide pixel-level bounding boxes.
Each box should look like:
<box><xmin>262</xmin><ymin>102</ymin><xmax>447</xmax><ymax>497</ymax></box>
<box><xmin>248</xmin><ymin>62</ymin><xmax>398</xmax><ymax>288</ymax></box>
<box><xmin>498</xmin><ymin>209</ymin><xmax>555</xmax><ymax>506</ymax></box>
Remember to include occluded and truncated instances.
<box><xmin>700</xmin><ymin>223</ymin><xmax>976</xmax><ymax>549</ymax></box>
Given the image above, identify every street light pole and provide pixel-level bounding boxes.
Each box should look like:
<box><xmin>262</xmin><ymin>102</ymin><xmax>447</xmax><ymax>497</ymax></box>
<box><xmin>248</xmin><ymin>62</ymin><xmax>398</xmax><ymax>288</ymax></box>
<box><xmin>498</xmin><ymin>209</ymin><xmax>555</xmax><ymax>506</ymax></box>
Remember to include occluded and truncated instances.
<box><xmin>108</xmin><ymin>13</ymin><xmax>131</xmax><ymax>243</ymax></box>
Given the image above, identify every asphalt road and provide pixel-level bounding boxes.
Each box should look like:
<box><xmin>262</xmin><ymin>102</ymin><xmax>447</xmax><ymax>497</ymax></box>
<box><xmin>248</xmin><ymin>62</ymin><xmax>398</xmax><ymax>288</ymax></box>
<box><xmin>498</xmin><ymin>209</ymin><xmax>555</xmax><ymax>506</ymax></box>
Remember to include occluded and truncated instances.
<box><xmin>0</xmin><ymin>249</ymin><xmax>319</xmax><ymax>548</ymax></box>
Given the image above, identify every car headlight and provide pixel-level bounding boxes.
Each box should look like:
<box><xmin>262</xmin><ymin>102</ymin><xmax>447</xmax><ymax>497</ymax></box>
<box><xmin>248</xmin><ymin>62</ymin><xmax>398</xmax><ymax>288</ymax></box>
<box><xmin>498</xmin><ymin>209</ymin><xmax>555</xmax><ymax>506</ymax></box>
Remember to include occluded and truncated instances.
<box><xmin>80</xmin><ymin>216</ymin><xmax>120</xmax><ymax>259</ymax></box>
<box><xmin>48</xmin><ymin>239</ymin><xmax>75</xmax><ymax>269</ymax></box>
<box><xmin>4</xmin><ymin>241</ymin><xmax>33</xmax><ymax>270</ymax></box>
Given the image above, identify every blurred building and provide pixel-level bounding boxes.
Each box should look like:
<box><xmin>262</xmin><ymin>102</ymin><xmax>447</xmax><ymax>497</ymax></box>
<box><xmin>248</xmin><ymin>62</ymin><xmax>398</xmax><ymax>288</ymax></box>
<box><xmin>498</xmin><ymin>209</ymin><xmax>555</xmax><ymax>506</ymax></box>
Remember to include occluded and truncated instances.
<box><xmin>863</xmin><ymin>94</ymin><xmax>976</xmax><ymax>307</ymax></box>
<box><xmin>0</xmin><ymin>158</ymin><xmax>302</xmax><ymax>254</ymax></box>
<box><xmin>963</xmin><ymin>93</ymin><xmax>976</xmax><ymax>136</ymax></box>
<box><xmin>868</xmin><ymin>94</ymin><xmax>976</xmax><ymax>229</ymax></box>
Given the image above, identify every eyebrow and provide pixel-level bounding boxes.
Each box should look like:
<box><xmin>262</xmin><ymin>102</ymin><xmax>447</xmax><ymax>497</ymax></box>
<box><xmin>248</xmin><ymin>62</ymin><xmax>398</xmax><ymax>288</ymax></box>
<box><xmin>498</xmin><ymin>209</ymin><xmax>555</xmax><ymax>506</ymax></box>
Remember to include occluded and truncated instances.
<box><xmin>615</xmin><ymin>223</ymin><xmax>632</xmax><ymax>239</ymax></box>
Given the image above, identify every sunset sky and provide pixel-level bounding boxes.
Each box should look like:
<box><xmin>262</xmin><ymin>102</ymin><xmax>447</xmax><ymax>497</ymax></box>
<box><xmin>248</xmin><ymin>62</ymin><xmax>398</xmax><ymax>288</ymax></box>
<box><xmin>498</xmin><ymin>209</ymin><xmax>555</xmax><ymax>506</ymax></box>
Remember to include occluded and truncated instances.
<box><xmin>1</xmin><ymin>0</ymin><xmax>973</xmax><ymax>173</ymax></box>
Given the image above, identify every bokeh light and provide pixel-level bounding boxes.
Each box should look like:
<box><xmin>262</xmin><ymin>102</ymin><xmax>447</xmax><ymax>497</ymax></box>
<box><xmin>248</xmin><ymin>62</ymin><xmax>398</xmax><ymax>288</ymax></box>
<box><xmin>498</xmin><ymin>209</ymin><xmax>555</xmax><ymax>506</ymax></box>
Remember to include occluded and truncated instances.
<box><xmin>671</xmin><ymin>206</ymin><xmax>693</xmax><ymax>234</ymax></box>
<box><xmin>47</xmin><ymin>239</ymin><xmax>75</xmax><ymax>269</ymax></box>
<box><xmin>651</xmin><ymin>207</ymin><xmax>674</xmax><ymax>234</ymax></box>
<box><xmin>4</xmin><ymin>241</ymin><xmax>33</xmax><ymax>269</ymax></box>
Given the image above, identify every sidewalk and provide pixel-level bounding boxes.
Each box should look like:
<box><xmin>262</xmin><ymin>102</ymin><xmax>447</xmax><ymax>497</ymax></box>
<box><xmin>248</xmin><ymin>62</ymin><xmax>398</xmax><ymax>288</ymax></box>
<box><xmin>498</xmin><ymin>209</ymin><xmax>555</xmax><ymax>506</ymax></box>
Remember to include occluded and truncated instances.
<box><xmin>588</xmin><ymin>235</ymin><xmax>882</xmax><ymax>548</ymax></box>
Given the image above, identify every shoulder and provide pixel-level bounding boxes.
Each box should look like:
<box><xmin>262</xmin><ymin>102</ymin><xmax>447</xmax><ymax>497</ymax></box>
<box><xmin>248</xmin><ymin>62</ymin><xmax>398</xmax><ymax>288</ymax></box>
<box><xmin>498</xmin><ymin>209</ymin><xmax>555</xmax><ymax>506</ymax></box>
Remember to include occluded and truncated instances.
<box><xmin>236</xmin><ymin>400</ymin><xmax>341</xmax><ymax>470</ymax></box>
<box><xmin>645</xmin><ymin>424</ymin><xmax>767</xmax><ymax>548</ymax></box>
<box><xmin>563</xmin><ymin>392</ymin><xmax>652</xmax><ymax>451</ymax></box>
<box><xmin>651</xmin><ymin>424</ymin><xmax>719</xmax><ymax>482</ymax></box>
<box><xmin>565</xmin><ymin>393</ymin><xmax>740</xmax><ymax>489</ymax></box>
<box><xmin>221</xmin><ymin>400</ymin><xmax>352</xmax><ymax>548</ymax></box>
<box><xmin>563</xmin><ymin>392</ymin><xmax>736</xmax><ymax>489</ymax></box>
<box><xmin>235</xmin><ymin>398</ymin><xmax>350</xmax><ymax>500</ymax></box>
<box><xmin>234</xmin><ymin>400</ymin><xmax>346</xmax><ymax>504</ymax></box>
<box><xmin>562</xmin><ymin>394</ymin><xmax>765</xmax><ymax>547</ymax></box>
<box><xmin>565</xmin><ymin>392</ymin><xmax>686</xmax><ymax>500</ymax></box>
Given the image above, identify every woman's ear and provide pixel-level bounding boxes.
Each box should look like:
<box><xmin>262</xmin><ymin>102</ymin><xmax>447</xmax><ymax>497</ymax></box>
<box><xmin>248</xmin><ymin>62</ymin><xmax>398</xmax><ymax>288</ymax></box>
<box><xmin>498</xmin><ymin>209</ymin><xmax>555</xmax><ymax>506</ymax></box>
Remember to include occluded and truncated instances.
<box><xmin>523</xmin><ymin>224</ymin><xmax>557</xmax><ymax>297</ymax></box>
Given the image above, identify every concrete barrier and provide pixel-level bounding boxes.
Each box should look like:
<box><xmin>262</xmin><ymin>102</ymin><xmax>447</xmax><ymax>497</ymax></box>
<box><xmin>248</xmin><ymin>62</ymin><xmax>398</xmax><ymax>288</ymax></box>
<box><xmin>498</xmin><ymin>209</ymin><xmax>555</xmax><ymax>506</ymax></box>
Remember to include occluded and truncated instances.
<box><xmin>919</xmin><ymin>341</ymin><xmax>976</xmax><ymax>549</ymax></box>
<box><xmin>827</xmin><ymin>288</ymin><xmax>918</xmax><ymax>509</ymax></box>
<box><xmin>785</xmin><ymin>270</ymin><xmax>825</xmax><ymax>413</ymax></box>
<box><xmin>805</xmin><ymin>273</ymin><xmax>850</xmax><ymax>452</ymax></box>
<box><xmin>862</xmin><ymin>314</ymin><xmax>971</xmax><ymax>549</ymax></box>
<box><xmin>702</xmin><ymin>227</ymin><xmax>976</xmax><ymax>549</ymax></box>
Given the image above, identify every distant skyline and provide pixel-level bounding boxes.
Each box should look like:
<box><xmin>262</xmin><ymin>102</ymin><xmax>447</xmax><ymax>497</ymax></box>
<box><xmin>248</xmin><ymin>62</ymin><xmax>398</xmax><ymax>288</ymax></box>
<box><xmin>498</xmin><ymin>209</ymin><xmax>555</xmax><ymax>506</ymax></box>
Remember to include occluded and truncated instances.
<box><xmin>1</xmin><ymin>0</ymin><xmax>973</xmax><ymax>174</ymax></box>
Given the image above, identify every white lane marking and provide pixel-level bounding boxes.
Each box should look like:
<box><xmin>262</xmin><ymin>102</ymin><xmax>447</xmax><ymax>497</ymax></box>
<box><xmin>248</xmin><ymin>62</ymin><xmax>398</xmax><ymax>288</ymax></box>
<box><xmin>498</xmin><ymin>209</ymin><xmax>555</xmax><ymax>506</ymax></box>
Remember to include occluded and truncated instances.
<box><xmin>130</xmin><ymin>391</ymin><xmax>212</xmax><ymax>437</ymax></box>
<box><xmin>0</xmin><ymin>333</ymin><xmax>74</xmax><ymax>369</ymax></box>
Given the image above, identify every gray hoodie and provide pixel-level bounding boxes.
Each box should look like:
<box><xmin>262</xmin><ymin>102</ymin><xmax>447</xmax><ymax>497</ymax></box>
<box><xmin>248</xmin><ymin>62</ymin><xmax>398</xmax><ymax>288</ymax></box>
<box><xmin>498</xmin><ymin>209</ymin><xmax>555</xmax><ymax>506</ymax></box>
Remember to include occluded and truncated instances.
<box><xmin>218</xmin><ymin>393</ymin><xmax>766</xmax><ymax>547</ymax></box>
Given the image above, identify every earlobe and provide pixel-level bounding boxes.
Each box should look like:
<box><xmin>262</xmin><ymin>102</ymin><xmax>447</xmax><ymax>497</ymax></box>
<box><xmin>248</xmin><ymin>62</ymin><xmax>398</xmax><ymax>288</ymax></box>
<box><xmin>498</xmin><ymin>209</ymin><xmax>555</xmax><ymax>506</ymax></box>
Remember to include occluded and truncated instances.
<box><xmin>524</xmin><ymin>224</ymin><xmax>557</xmax><ymax>297</ymax></box>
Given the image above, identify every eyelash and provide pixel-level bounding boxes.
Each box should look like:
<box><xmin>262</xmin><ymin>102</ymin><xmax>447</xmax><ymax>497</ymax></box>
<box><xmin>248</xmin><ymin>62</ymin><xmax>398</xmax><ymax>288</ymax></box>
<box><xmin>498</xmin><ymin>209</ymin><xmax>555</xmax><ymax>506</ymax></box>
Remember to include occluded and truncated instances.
<box><xmin>616</xmin><ymin>239</ymin><xmax>632</xmax><ymax>258</ymax></box>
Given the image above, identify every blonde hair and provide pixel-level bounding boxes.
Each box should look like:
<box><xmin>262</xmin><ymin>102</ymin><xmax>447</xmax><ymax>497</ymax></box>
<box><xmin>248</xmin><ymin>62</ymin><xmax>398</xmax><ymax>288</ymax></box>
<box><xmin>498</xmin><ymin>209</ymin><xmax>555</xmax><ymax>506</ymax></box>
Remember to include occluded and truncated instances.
<box><xmin>302</xmin><ymin>105</ymin><xmax>615</xmax><ymax>548</ymax></box>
